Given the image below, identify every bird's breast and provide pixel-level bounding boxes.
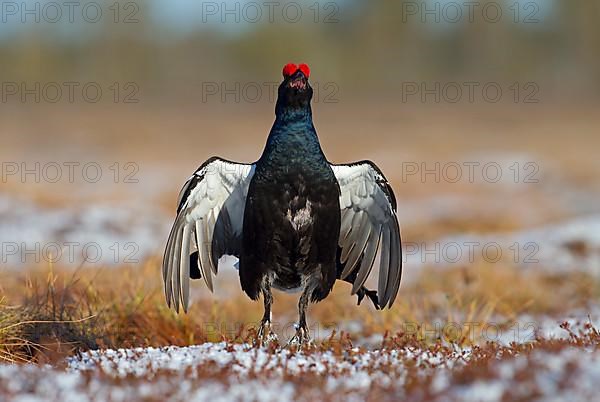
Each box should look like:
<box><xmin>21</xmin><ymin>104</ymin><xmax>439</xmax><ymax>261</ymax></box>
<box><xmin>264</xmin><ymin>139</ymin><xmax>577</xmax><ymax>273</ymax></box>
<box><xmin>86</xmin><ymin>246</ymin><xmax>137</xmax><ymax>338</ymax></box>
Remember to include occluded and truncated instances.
<box><xmin>285</xmin><ymin>199</ymin><xmax>313</xmax><ymax>232</ymax></box>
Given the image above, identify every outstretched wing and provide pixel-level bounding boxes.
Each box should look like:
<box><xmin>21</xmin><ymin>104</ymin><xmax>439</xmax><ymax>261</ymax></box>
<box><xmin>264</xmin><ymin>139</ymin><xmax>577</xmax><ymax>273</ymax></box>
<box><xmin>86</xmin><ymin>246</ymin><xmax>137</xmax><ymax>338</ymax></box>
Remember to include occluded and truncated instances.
<box><xmin>163</xmin><ymin>157</ymin><xmax>255</xmax><ymax>312</ymax></box>
<box><xmin>331</xmin><ymin>161</ymin><xmax>402</xmax><ymax>309</ymax></box>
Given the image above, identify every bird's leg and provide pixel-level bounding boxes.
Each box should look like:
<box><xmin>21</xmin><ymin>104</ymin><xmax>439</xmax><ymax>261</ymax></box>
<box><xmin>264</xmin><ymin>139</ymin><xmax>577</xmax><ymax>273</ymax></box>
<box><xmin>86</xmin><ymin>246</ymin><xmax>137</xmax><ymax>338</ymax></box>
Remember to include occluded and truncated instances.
<box><xmin>257</xmin><ymin>283</ymin><xmax>277</xmax><ymax>345</ymax></box>
<box><xmin>288</xmin><ymin>286</ymin><xmax>312</xmax><ymax>346</ymax></box>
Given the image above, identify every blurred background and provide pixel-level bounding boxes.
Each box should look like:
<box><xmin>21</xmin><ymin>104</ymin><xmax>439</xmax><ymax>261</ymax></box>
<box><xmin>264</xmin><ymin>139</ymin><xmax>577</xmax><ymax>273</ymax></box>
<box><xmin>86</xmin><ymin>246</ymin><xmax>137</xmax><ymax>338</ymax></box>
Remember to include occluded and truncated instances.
<box><xmin>1</xmin><ymin>0</ymin><xmax>599</xmax><ymax>279</ymax></box>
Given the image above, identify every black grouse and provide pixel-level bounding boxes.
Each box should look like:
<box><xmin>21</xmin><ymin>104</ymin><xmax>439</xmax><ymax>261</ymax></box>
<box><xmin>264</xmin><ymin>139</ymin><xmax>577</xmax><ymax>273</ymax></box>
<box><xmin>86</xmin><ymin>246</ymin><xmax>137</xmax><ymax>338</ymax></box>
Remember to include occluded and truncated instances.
<box><xmin>163</xmin><ymin>63</ymin><xmax>402</xmax><ymax>345</ymax></box>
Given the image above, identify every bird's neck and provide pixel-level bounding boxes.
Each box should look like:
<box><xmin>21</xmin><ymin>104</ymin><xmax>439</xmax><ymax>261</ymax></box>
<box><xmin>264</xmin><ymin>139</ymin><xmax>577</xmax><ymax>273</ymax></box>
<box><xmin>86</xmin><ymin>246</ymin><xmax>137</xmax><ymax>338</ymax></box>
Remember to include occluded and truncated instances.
<box><xmin>275</xmin><ymin>103</ymin><xmax>312</xmax><ymax>124</ymax></box>
<box><xmin>260</xmin><ymin>105</ymin><xmax>325</xmax><ymax>164</ymax></box>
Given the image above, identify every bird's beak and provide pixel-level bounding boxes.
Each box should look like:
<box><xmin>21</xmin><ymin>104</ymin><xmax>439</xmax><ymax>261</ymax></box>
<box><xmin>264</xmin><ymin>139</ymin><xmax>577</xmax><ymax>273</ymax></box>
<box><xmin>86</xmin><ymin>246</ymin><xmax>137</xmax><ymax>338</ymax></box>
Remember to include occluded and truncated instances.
<box><xmin>288</xmin><ymin>71</ymin><xmax>308</xmax><ymax>90</ymax></box>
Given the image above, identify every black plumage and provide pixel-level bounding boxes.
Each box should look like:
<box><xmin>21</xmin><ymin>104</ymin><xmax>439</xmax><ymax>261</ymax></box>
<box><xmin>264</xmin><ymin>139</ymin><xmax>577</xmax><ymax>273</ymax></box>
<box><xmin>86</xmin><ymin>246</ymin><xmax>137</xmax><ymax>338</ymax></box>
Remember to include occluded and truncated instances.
<box><xmin>162</xmin><ymin>64</ymin><xmax>402</xmax><ymax>344</ymax></box>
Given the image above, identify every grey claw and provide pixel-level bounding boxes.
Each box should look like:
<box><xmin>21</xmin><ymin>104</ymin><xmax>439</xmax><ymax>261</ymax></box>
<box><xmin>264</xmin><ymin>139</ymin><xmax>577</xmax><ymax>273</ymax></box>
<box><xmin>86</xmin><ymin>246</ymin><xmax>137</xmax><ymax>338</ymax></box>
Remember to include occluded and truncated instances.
<box><xmin>256</xmin><ymin>320</ymin><xmax>278</xmax><ymax>346</ymax></box>
<box><xmin>287</xmin><ymin>324</ymin><xmax>312</xmax><ymax>347</ymax></box>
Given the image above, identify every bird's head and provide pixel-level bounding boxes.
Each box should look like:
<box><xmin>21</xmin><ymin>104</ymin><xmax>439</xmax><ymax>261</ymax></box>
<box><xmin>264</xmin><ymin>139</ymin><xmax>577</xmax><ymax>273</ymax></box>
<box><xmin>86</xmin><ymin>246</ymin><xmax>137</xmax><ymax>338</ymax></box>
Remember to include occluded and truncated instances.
<box><xmin>276</xmin><ymin>63</ymin><xmax>313</xmax><ymax>114</ymax></box>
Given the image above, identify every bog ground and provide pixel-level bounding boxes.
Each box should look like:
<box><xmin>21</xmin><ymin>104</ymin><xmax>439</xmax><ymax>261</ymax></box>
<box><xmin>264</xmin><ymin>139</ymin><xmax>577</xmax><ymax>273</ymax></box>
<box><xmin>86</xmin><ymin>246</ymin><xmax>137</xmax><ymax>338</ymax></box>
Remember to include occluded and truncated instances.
<box><xmin>1</xmin><ymin>103</ymin><xmax>599</xmax><ymax>401</ymax></box>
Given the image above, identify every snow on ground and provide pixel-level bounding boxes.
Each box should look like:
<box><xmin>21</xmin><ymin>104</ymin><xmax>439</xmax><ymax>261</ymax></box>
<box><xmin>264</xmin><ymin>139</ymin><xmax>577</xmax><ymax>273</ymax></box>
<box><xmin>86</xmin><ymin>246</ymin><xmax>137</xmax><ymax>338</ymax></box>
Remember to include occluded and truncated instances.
<box><xmin>3</xmin><ymin>175</ymin><xmax>600</xmax><ymax>279</ymax></box>
<box><xmin>3</xmin><ymin>189</ymin><xmax>600</xmax><ymax>276</ymax></box>
<box><xmin>0</xmin><ymin>194</ymin><xmax>170</xmax><ymax>267</ymax></box>
<box><xmin>0</xmin><ymin>318</ymin><xmax>598</xmax><ymax>402</ymax></box>
<box><xmin>66</xmin><ymin>341</ymin><xmax>468</xmax><ymax>376</ymax></box>
<box><xmin>438</xmin><ymin>347</ymin><xmax>600</xmax><ymax>402</ymax></box>
<box><xmin>405</xmin><ymin>214</ymin><xmax>600</xmax><ymax>277</ymax></box>
<box><xmin>342</xmin><ymin>309</ymin><xmax>600</xmax><ymax>347</ymax></box>
<box><xmin>510</xmin><ymin>215</ymin><xmax>600</xmax><ymax>274</ymax></box>
<box><xmin>0</xmin><ymin>342</ymin><xmax>468</xmax><ymax>402</ymax></box>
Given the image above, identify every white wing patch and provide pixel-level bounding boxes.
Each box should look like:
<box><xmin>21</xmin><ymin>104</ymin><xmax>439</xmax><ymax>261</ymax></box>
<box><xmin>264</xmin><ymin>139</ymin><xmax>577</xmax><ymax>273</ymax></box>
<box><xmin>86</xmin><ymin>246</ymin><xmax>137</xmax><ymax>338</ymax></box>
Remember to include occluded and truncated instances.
<box><xmin>163</xmin><ymin>158</ymin><xmax>254</xmax><ymax>313</ymax></box>
<box><xmin>331</xmin><ymin>162</ymin><xmax>402</xmax><ymax>309</ymax></box>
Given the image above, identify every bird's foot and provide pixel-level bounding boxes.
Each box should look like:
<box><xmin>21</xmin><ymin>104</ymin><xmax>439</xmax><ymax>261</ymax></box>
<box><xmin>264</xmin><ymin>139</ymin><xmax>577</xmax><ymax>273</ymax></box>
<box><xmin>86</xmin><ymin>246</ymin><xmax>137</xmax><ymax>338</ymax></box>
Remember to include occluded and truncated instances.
<box><xmin>357</xmin><ymin>287</ymin><xmax>381</xmax><ymax>310</ymax></box>
<box><xmin>287</xmin><ymin>323</ymin><xmax>313</xmax><ymax>348</ymax></box>
<box><xmin>256</xmin><ymin>319</ymin><xmax>278</xmax><ymax>346</ymax></box>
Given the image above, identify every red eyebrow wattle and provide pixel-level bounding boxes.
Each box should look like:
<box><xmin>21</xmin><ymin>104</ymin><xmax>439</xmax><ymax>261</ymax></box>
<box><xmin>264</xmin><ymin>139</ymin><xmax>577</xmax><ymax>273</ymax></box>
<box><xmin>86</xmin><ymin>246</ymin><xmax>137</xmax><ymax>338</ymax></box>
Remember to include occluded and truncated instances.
<box><xmin>298</xmin><ymin>63</ymin><xmax>310</xmax><ymax>78</ymax></box>
<box><xmin>283</xmin><ymin>63</ymin><xmax>298</xmax><ymax>77</ymax></box>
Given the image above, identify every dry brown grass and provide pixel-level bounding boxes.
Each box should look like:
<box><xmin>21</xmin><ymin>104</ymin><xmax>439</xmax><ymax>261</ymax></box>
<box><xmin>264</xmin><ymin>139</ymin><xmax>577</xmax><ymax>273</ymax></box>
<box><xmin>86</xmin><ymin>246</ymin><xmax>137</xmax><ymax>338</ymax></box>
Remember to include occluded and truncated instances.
<box><xmin>1</xmin><ymin>256</ymin><xmax>597</xmax><ymax>364</ymax></box>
